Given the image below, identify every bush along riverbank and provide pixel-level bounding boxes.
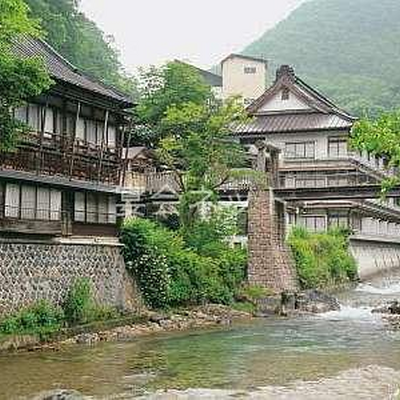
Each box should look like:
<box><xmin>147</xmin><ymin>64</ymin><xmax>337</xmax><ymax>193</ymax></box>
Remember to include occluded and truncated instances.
<box><xmin>288</xmin><ymin>227</ymin><xmax>358</xmax><ymax>290</ymax></box>
<box><xmin>120</xmin><ymin>213</ymin><xmax>251</xmax><ymax>311</ymax></box>
<box><xmin>256</xmin><ymin>227</ymin><xmax>359</xmax><ymax>316</ymax></box>
<box><xmin>0</xmin><ymin>280</ymin><xmax>253</xmax><ymax>353</ymax></box>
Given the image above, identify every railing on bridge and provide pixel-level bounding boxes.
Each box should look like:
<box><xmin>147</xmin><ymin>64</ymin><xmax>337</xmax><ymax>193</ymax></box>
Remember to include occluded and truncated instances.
<box><xmin>126</xmin><ymin>170</ymin><xmax>257</xmax><ymax>195</ymax></box>
<box><xmin>126</xmin><ymin>169</ymin><xmax>389</xmax><ymax>198</ymax></box>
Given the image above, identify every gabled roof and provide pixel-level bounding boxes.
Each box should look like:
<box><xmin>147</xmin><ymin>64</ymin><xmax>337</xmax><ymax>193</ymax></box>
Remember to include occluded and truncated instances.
<box><xmin>234</xmin><ymin>65</ymin><xmax>356</xmax><ymax>136</ymax></box>
<box><xmin>12</xmin><ymin>36</ymin><xmax>134</xmax><ymax>107</ymax></box>
<box><xmin>175</xmin><ymin>60</ymin><xmax>222</xmax><ymax>87</ymax></box>
<box><xmin>247</xmin><ymin>65</ymin><xmax>355</xmax><ymax>121</ymax></box>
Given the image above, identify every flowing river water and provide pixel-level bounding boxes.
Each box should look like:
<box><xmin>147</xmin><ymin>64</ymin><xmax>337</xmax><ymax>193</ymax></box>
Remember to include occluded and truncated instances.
<box><xmin>3</xmin><ymin>272</ymin><xmax>400</xmax><ymax>399</ymax></box>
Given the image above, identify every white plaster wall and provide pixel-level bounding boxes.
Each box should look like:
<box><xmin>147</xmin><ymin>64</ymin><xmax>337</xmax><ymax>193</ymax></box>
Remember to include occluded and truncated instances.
<box><xmin>260</xmin><ymin>90</ymin><xmax>311</xmax><ymax>112</ymax></box>
<box><xmin>222</xmin><ymin>57</ymin><xmax>267</xmax><ymax>101</ymax></box>
<box><xmin>262</xmin><ymin>131</ymin><xmax>336</xmax><ymax>161</ymax></box>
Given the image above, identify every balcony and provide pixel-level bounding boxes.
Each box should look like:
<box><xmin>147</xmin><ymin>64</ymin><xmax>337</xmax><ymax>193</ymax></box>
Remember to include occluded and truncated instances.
<box><xmin>281</xmin><ymin>151</ymin><xmax>396</xmax><ymax>179</ymax></box>
<box><xmin>0</xmin><ymin>131</ymin><xmax>122</xmax><ymax>185</ymax></box>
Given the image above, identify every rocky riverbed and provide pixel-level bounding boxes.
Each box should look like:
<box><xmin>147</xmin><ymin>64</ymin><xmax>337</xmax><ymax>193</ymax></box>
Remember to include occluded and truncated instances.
<box><xmin>61</xmin><ymin>305</ymin><xmax>252</xmax><ymax>347</ymax></box>
<box><xmin>0</xmin><ymin>305</ymin><xmax>253</xmax><ymax>353</ymax></box>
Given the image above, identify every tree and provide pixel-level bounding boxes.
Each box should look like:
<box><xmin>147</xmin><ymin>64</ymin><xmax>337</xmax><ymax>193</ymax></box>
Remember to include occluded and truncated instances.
<box><xmin>156</xmin><ymin>98</ymin><xmax>249</xmax><ymax>229</ymax></box>
<box><xmin>24</xmin><ymin>0</ymin><xmax>138</xmax><ymax>98</ymax></box>
<box><xmin>135</xmin><ymin>61</ymin><xmax>213</xmax><ymax>146</ymax></box>
<box><xmin>0</xmin><ymin>0</ymin><xmax>52</xmax><ymax>151</ymax></box>
<box><xmin>351</xmin><ymin>110</ymin><xmax>400</xmax><ymax>192</ymax></box>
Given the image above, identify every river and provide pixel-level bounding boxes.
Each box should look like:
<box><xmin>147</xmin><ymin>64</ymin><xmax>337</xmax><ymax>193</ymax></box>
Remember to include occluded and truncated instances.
<box><xmin>2</xmin><ymin>272</ymin><xmax>400</xmax><ymax>399</ymax></box>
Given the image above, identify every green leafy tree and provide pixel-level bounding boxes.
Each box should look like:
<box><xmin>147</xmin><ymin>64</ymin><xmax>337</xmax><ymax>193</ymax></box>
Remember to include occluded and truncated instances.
<box><xmin>157</xmin><ymin>98</ymin><xmax>249</xmax><ymax>229</ymax></box>
<box><xmin>351</xmin><ymin>110</ymin><xmax>400</xmax><ymax>193</ymax></box>
<box><xmin>135</xmin><ymin>61</ymin><xmax>213</xmax><ymax>146</ymax></box>
<box><xmin>24</xmin><ymin>0</ymin><xmax>138</xmax><ymax>98</ymax></box>
<box><xmin>0</xmin><ymin>0</ymin><xmax>52</xmax><ymax>151</ymax></box>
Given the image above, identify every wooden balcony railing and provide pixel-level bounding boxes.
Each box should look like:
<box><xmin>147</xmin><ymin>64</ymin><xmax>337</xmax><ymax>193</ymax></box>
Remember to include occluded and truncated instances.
<box><xmin>0</xmin><ymin>131</ymin><xmax>122</xmax><ymax>185</ymax></box>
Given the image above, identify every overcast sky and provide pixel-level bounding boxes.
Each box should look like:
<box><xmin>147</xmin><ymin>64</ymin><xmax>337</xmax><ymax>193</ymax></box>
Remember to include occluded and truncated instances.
<box><xmin>79</xmin><ymin>0</ymin><xmax>304</xmax><ymax>73</ymax></box>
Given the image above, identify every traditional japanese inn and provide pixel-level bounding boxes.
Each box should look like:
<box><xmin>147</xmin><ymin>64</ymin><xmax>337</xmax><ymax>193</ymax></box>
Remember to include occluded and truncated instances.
<box><xmin>0</xmin><ymin>37</ymin><xmax>136</xmax><ymax>314</ymax></box>
<box><xmin>1</xmin><ymin>37</ymin><xmax>134</xmax><ymax>239</ymax></box>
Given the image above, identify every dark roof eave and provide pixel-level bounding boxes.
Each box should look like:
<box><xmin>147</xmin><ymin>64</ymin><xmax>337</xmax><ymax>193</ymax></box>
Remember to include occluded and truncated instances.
<box><xmin>232</xmin><ymin>126</ymin><xmax>352</xmax><ymax>138</ymax></box>
<box><xmin>0</xmin><ymin>169</ymin><xmax>122</xmax><ymax>194</ymax></box>
<box><xmin>51</xmin><ymin>79</ymin><xmax>135</xmax><ymax>110</ymax></box>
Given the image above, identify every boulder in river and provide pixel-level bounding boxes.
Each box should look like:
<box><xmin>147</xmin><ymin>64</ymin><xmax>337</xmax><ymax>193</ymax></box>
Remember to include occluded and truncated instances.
<box><xmin>372</xmin><ymin>300</ymin><xmax>400</xmax><ymax>315</ymax></box>
<box><xmin>295</xmin><ymin>290</ymin><xmax>341</xmax><ymax>314</ymax></box>
<box><xmin>32</xmin><ymin>389</ymin><xmax>85</xmax><ymax>400</ymax></box>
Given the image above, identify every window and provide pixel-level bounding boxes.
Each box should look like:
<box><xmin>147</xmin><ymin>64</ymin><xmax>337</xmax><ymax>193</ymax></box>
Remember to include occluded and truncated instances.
<box><xmin>74</xmin><ymin>192</ymin><xmax>117</xmax><ymax>224</ymax></box>
<box><xmin>28</xmin><ymin>104</ymin><xmax>40</xmax><ymax>131</ymax></box>
<box><xmin>237</xmin><ymin>209</ymin><xmax>248</xmax><ymax>235</ymax></box>
<box><xmin>44</xmin><ymin>107</ymin><xmax>55</xmax><ymax>135</ymax></box>
<box><xmin>285</xmin><ymin>142</ymin><xmax>315</xmax><ymax>159</ymax></box>
<box><xmin>281</xmin><ymin>88</ymin><xmax>290</xmax><ymax>101</ymax></box>
<box><xmin>76</xmin><ymin>117</ymin><xmax>85</xmax><ymax>141</ymax></box>
<box><xmin>301</xmin><ymin>215</ymin><xmax>326</xmax><ymax>232</ymax></box>
<box><xmin>328</xmin><ymin>137</ymin><xmax>348</xmax><ymax>158</ymax></box>
<box><xmin>328</xmin><ymin>214</ymin><xmax>349</xmax><ymax>229</ymax></box>
<box><xmin>295</xmin><ymin>175</ymin><xmax>326</xmax><ymax>188</ymax></box>
<box><xmin>244</xmin><ymin>66</ymin><xmax>257</xmax><ymax>74</ymax></box>
<box><xmin>85</xmin><ymin>120</ymin><xmax>97</xmax><ymax>144</ymax></box>
<box><xmin>107</xmin><ymin>125</ymin><xmax>116</xmax><ymax>148</ymax></box>
<box><xmin>327</xmin><ymin>174</ymin><xmax>349</xmax><ymax>186</ymax></box>
<box><xmin>4</xmin><ymin>184</ymin><xmax>61</xmax><ymax>221</ymax></box>
<box><xmin>14</xmin><ymin>106</ymin><xmax>28</xmax><ymax>124</ymax></box>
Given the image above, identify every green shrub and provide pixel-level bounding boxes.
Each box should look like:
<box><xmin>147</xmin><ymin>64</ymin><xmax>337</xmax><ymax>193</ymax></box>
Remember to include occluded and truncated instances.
<box><xmin>237</xmin><ymin>284</ymin><xmax>272</xmax><ymax>303</ymax></box>
<box><xmin>63</xmin><ymin>278</ymin><xmax>95</xmax><ymax>325</ymax></box>
<box><xmin>121</xmin><ymin>217</ymin><xmax>248</xmax><ymax>309</ymax></box>
<box><xmin>288</xmin><ymin>227</ymin><xmax>358</xmax><ymax>289</ymax></box>
<box><xmin>0</xmin><ymin>300</ymin><xmax>64</xmax><ymax>336</ymax></box>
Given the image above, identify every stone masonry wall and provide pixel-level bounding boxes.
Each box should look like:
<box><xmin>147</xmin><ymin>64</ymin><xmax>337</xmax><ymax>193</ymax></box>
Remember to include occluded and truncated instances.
<box><xmin>247</xmin><ymin>188</ymin><xmax>298</xmax><ymax>293</ymax></box>
<box><xmin>0</xmin><ymin>241</ymin><xmax>141</xmax><ymax>316</ymax></box>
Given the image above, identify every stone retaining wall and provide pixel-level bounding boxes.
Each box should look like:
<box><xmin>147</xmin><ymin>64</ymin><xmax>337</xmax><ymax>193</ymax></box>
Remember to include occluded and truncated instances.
<box><xmin>0</xmin><ymin>240</ymin><xmax>140</xmax><ymax>316</ymax></box>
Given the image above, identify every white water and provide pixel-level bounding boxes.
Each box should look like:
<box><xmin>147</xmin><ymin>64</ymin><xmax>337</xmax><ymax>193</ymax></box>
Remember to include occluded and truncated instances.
<box><xmin>318</xmin><ymin>305</ymin><xmax>378</xmax><ymax>322</ymax></box>
<box><xmin>356</xmin><ymin>282</ymin><xmax>400</xmax><ymax>295</ymax></box>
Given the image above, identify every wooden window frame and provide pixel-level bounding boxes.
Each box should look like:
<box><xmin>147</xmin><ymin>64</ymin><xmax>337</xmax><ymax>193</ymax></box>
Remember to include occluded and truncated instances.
<box><xmin>285</xmin><ymin>141</ymin><xmax>315</xmax><ymax>160</ymax></box>
<box><xmin>73</xmin><ymin>192</ymin><xmax>116</xmax><ymax>225</ymax></box>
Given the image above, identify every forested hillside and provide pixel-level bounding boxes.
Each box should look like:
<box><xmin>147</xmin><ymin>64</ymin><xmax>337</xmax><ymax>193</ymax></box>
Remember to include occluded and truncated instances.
<box><xmin>24</xmin><ymin>0</ymin><xmax>137</xmax><ymax>97</ymax></box>
<box><xmin>243</xmin><ymin>0</ymin><xmax>400</xmax><ymax>116</ymax></box>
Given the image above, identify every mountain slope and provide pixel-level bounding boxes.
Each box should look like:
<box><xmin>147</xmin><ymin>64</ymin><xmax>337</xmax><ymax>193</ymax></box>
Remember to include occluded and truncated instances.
<box><xmin>24</xmin><ymin>0</ymin><xmax>137</xmax><ymax>98</ymax></box>
<box><xmin>243</xmin><ymin>0</ymin><xmax>400</xmax><ymax>116</ymax></box>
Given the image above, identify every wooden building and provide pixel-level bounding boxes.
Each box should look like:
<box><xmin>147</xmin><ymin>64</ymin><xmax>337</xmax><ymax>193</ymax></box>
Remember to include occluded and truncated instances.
<box><xmin>0</xmin><ymin>37</ymin><xmax>134</xmax><ymax>239</ymax></box>
<box><xmin>234</xmin><ymin>65</ymin><xmax>400</xmax><ymax>239</ymax></box>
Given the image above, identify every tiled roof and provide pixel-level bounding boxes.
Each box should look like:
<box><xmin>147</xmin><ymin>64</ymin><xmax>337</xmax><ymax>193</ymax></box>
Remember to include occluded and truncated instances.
<box><xmin>12</xmin><ymin>36</ymin><xmax>133</xmax><ymax>105</ymax></box>
<box><xmin>234</xmin><ymin>112</ymin><xmax>353</xmax><ymax>135</ymax></box>
<box><xmin>175</xmin><ymin>60</ymin><xmax>222</xmax><ymax>87</ymax></box>
<box><xmin>198</xmin><ymin>68</ymin><xmax>223</xmax><ymax>87</ymax></box>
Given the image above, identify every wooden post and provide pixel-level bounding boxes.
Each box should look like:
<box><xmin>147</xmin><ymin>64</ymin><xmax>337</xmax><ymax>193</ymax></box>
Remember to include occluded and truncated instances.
<box><xmin>97</xmin><ymin>109</ymin><xmax>109</xmax><ymax>182</ymax></box>
<box><xmin>121</xmin><ymin>121</ymin><xmax>133</xmax><ymax>187</ymax></box>
<box><xmin>69</xmin><ymin>101</ymin><xmax>81</xmax><ymax>179</ymax></box>
<box><xmin>37</xmin><ymin>101</ymin><xmax>48</xmax><ymax>174</ymax></box>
